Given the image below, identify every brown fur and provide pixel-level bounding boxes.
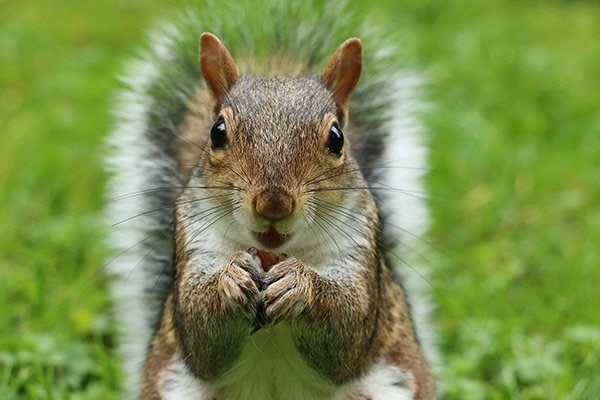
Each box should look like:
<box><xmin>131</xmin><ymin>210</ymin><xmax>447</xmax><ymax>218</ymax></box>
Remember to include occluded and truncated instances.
<box><xmin>141</xmin><ymin>295</ymin><xmax>180</xmax><ymax>399</ymax></box>
<box><xmin>142</xmin><ymin>33</ymin><xmax>435</xmax><ymax>399</ymax></box>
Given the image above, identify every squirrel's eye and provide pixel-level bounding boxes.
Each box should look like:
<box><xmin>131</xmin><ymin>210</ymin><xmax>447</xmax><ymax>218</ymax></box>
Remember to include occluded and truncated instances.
<box><xmin>327</xmin><ymin>123</ymin><xmax>344</xmax><ymax>156</ymax></box>
<box><xmin>210</xmin><ymin>116</ymin><xmax>227</xmax><ymax>149</ymax></box>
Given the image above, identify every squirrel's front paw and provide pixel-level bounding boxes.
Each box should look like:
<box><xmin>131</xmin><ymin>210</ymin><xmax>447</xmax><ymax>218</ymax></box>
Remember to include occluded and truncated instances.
<box><xmin>261</xmin><ymin>257</ymin><xmax>313</xmax><ymax>324</ymax></box>
<box><xmin>218</xmin><ymin>249</ymin><xmax>263</xmax><ymax>317</ymax></box>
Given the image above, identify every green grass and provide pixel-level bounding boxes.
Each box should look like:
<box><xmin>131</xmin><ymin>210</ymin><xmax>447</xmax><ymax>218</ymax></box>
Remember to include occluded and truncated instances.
<box><xmin>1</xmin><ymin>0</ymin><xmax>598</xmax><ymax>398</ymax></box>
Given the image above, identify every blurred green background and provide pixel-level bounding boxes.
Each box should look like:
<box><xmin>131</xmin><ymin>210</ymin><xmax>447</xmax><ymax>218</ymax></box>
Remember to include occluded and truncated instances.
<box><xmin>1</xmin><ymin>0</ymin><xmax>599</xmax><ymax>398</ymax></box>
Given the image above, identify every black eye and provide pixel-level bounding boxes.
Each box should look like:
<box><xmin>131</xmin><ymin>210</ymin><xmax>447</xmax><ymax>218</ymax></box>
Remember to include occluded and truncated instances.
<box><xmin>210</xmin><ymin>116</ymin><xmax>227</xmax><ymax>149</ymax></box>
<box><xmin>327</xmin><ymin>123</ymin><xmax>344</xmax><ymax>156</ymax></box>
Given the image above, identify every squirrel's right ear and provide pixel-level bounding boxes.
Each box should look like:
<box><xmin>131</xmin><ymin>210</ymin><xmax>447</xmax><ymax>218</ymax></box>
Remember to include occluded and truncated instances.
<box><xmin>322</xmin><ymin>38</ymin><xmax>363</xmax><ymax>126</ymax></box>
<box><xmin>200</xmin><ymin>33</ymin><xmax>239</xmax><ymax>110</ymax></box>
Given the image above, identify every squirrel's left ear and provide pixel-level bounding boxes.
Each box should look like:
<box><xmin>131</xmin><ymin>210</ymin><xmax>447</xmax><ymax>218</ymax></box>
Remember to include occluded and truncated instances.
<box><xmin>200</xmin><ymin>32</ymin><xmax>239</xmax><ymax>111</ymax></box>
<box><xmin>322</xmin><ymin>38</ymin><xmax>362</xmax><ymax>126</ymax></box>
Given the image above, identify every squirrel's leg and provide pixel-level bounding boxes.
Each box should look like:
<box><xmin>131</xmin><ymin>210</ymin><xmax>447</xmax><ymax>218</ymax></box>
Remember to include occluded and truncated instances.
<box><xmin>262</xmin><ymin>255</ymin><xmax>436</xmax><ymax>399</ymax></box>
<box><xmin>367</xmin><ymin>265</ymin><xmax>437</xmax><ymax>399</ymax></box>
<box><xmin>261</xmin><ymin>255</ymin><xmax>380</xmax><ymax>384</ymax></box>
<box><xmin>171</xmin><ymin>249</ymin><xmax>263</xmax><ymax>380</ymax></box>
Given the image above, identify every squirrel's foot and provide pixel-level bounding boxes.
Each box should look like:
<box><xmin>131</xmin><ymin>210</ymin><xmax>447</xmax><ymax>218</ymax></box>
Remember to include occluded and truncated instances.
<box><xmin>218</xmin><ymin>249</ymin><xmax>263</xmax><ymax>319</ymax></box>
<box><xmin>260</xmin><ymin>256</ymin><xmax>313</xmax><ymax>325</ymax></box>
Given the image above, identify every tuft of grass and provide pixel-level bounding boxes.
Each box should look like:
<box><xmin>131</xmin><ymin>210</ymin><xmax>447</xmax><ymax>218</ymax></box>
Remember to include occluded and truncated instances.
<box><xmin>0</xmin><ymin>1</ymin><xmax>174</xmax><ymax>398</ymax></box>
<box><xmin>1</xmin><ymin>0</ymin><xmax>598</xmax><ymax>398</ymax></box>
<box><xmin>393</xmin><ymin>1</ymin><xmax>600</xmax><ymax>398</ymax></box>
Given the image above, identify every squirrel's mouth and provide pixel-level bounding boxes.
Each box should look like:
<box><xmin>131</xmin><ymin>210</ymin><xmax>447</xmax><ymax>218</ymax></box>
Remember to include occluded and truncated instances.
<box><xmin>254</xmin><ymin>226</ymin><xmax>289</xmax><ymax>249</ymax></box>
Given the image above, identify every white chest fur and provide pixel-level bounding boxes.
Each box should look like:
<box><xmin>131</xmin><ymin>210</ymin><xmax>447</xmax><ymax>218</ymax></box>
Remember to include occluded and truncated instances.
<box><xmin>159</xmin><ymin>323</ymin><xmax>414</xmax><ymax>400</ymax></box>
<box><xmin>160</xmin><ymin>324</ymin><xmax>333</xmax><ymax>400</ymax></box>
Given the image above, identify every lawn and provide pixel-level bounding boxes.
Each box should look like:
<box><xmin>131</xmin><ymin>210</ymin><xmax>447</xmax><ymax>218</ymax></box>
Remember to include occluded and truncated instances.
<box><xmin>1</xmin><ymin>0</ymin><xmax>598</xmax><ymax>398</ymax></box>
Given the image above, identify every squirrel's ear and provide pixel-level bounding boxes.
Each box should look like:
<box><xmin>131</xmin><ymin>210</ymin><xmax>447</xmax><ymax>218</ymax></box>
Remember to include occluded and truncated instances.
<box><xmin>322</xmin><ymin>38</ymin><xmax>362</xmax><ymax>125</ymax></box>
<box><xmin>200</xmin><ymin>32</ymin><xmax>239</xmax><ymax>109</ymax></box>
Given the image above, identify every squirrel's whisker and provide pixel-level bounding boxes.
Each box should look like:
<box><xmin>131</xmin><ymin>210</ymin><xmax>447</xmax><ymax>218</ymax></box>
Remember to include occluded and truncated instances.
<box><xmin>112</xmin><ymin>193</ymin><xmax>234</xmax><ymax>227</ymax></box>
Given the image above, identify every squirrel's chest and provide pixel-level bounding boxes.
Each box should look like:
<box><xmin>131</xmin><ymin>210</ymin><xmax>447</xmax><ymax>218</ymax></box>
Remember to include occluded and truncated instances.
<box><xmin>161</xmin><ymin>324</ymin><xmax>335</xmax><ymax>400</ymax></box>
<box><xmin>218</xmin><ymin>324</ymin><xmax>336</xmax><ymax>399</ymax></box>
<box><xmin>159</xmin><ymin>324</ymin><xmax>415</xmax><ymax>400</ymax></box>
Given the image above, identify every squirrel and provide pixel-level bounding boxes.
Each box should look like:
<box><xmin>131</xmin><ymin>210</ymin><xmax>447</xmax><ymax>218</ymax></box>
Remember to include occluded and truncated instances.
<box><xmin>105</xmin><ymin>1</ymin><xmax>438</xmax><ymax>399</ymax></box>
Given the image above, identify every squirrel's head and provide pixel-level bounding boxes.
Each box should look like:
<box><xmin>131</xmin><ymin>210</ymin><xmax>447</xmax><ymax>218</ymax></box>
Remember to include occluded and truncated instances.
<box><xmin>188</xmin><ymin>33</ymin><xmax>366</xmax><ymax>251</ymax></box>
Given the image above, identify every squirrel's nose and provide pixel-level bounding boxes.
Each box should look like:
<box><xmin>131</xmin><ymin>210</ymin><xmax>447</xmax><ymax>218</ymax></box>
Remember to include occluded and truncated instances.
<box><xmin>254</xmin><ymin>187</ymin><xmax>294</xmax><ymax>221</ymax></box>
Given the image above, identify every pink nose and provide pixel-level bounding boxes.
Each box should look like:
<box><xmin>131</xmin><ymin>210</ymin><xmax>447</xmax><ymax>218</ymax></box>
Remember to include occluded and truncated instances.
<box><xmin>254</xmin><ymin>187</ymin><xmax>294</xmax><ymax>221</ymax></box>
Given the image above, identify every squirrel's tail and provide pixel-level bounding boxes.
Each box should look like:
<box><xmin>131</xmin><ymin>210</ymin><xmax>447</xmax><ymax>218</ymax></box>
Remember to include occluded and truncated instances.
<box><xmin>104</xmin><ymin>0</ymin><xmax>437</xmax><ymax>396</ymax></box>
